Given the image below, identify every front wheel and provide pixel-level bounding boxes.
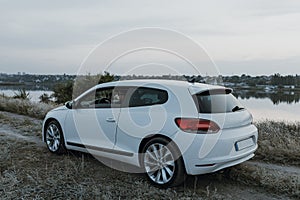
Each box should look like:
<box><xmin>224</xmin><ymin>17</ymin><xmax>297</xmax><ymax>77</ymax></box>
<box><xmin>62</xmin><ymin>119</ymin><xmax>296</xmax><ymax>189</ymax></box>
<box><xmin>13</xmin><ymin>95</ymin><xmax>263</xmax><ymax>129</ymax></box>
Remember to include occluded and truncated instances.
<box><xmin>142</xmin><ymin>137</ymin><xmax>186</xmax><ymax>188</ymax></box>
<box><xmin>45</xmin><ymin>120</ymin><xmax>66</xmax><ymax>154</ymax></box>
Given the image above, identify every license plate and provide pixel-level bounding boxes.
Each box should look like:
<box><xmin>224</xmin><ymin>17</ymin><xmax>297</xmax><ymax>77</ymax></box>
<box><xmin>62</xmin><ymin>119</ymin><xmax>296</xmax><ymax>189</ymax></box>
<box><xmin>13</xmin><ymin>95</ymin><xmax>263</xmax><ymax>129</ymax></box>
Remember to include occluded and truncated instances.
<box><xmin>235</xmin><ymin>137</ymin><xmax>254</xmax><ymax>151</ymax></box>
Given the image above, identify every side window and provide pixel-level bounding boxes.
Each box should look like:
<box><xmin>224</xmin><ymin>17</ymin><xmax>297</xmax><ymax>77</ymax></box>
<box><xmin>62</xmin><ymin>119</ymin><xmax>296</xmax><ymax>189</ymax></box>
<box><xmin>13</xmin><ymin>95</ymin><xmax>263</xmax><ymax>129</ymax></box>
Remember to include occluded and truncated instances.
<box><xmin>128</xmin><ymin>87</ymin><xmax>168</xmax><ymax>107</ymax></box>
<box><xmin>76</xmin><ymin>87</ymin><xmax>114</xmax><ymax>109</ymax></box>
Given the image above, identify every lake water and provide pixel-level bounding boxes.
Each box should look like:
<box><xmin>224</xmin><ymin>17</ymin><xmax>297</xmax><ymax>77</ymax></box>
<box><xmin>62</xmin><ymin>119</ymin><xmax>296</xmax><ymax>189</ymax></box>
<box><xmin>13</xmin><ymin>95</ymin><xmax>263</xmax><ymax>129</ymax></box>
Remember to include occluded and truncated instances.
<box><xmin>0</xmin><ymin>89</ymin><xmax>299</xmax><ymax>122</ymax></box>
<box><xmin>239</xmin><ymin>98</ymin><xmax>300</xmax><ymax>122</ymax></box>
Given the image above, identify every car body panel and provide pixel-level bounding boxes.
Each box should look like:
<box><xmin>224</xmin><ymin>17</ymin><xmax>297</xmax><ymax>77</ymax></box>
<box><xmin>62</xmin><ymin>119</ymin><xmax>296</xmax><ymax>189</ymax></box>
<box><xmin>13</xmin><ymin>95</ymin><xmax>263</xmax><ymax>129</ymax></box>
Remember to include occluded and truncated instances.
<box><xmin>198</xmin><ymin>109</ymin><xmax>253</xmax><ymax>129</ymax></box>
<box><xmin>176</xmin><ymin>124</ymin><xmax>258</xmax><ymax>175</ymax></box>
<box><xmin>64</xmin><ymin>107</ymin><xmax>120</xmax><ymax>149</ymax></box>
<box><xmin>42</xmin><ymin>106</ymin><xmax>68</xmax><ymax>143</ymax></box>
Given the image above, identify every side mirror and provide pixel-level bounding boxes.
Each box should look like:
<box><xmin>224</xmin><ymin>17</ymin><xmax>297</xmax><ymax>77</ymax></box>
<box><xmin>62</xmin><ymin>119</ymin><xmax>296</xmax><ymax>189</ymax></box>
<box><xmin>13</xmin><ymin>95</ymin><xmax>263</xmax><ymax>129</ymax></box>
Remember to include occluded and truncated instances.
<box><xmin>65</xmin><ymin>101</ymin><xmax>74</xmax><ymax>109</ymax></box>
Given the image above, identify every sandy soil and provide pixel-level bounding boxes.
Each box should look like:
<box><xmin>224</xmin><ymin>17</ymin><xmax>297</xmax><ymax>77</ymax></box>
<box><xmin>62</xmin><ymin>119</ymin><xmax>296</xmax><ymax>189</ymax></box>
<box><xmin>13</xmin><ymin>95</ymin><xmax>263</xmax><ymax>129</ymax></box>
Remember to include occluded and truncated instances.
<box><xmin>0</xmin><ymin>111</ymin><xmax>298</xmax><ymax>199</ymax></box>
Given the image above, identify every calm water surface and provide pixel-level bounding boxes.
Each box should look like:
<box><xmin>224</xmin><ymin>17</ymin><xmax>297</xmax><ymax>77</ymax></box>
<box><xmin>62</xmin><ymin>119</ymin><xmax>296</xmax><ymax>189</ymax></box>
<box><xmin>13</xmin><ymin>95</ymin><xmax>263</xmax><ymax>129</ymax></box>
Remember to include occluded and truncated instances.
<box><xmin>239</xmin><ymin>97</ymin><xmax>300</xmax><ymax>122</ymax></box>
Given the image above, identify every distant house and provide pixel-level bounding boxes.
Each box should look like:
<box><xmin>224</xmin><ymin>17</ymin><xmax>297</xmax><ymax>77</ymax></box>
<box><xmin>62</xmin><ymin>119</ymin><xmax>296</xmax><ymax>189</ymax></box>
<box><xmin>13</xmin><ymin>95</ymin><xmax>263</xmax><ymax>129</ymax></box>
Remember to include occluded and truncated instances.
<box><xmin>264</xmin><ymin>86</ymin><xmax>275</xmax><ymax>92</ymax></box>
<box><xmin>284</xmin><ymin>85</ymin><xmax>295</xmax><ymax>89</ymax></box>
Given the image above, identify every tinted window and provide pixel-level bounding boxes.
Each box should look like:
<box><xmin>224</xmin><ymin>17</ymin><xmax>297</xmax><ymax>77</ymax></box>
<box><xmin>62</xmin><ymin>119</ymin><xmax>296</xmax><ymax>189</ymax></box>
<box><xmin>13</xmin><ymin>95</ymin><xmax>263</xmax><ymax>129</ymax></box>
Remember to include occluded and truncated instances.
<box><xmin>128</xmin><ymin>87</ymin><xmax>168</xmax><ymax>107</ymax></box>
<box><xmin>76</xmin><ymin>87</ymin><xmax>120</xmax><ymax>109</ymax></box>
<box><xmin>193</xmin><ymin>90</ymin><xmax>244</xmax><ymax>113</ymax></box>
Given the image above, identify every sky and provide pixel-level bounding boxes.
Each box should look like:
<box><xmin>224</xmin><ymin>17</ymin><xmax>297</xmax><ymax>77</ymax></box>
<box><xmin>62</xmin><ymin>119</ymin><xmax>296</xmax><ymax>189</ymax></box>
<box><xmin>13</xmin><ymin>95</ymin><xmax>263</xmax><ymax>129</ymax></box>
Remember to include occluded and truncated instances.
<box><xmin>1</xmin><ymin>0</ymin><xmax>300</xmax><ymax>76</ymax></box>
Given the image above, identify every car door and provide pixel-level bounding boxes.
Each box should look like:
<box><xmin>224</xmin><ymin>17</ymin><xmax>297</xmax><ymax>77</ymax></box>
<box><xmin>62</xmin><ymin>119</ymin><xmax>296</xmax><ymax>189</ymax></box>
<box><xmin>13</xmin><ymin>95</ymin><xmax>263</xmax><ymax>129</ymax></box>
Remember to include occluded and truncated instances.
<box><xmin>64</xmin><ymin>87</ymin><xmax>121</xmax><ymax>150</ymax></box>
<box><xmin>115</xmin><ymin>87</ymin><xmax>169</xmax><ymax>153</ymax></box>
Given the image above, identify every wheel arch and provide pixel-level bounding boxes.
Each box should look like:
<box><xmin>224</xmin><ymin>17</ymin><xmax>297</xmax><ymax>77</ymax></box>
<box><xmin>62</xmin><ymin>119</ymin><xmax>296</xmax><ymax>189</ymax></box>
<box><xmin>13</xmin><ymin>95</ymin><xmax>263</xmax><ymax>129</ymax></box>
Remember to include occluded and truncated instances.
<box><xmin>138</xmin><ymin>134</ymin><xmax>185</xmax><ymax>168</ymax></box>
<box><xmin>43</xmin><ymin>118</ymin><xmax>62</xmax><ymax>142</ymax></box>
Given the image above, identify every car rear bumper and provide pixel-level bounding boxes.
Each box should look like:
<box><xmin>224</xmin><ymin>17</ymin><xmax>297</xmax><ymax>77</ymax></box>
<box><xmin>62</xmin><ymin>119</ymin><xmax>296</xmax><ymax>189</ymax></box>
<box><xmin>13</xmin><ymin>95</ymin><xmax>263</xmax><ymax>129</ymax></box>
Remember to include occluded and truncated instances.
<box><xmin>174</xmin><ymin>124</ymin><xmax>258</xmax><ymax>175</ymax></box>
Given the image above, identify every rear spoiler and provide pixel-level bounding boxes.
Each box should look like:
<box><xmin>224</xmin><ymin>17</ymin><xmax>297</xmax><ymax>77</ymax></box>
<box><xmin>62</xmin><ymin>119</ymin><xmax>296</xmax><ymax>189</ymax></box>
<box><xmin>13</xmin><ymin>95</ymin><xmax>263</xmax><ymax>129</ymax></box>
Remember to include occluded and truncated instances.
<box><xmin>188</xmin><ymin>85</ymin><xmax>233</xmax><ymax>95</ymax></box>
<box><xmin>196</xmin><ymin>88</ymin><xmax>233</xmax><ymax>96</ymax></box>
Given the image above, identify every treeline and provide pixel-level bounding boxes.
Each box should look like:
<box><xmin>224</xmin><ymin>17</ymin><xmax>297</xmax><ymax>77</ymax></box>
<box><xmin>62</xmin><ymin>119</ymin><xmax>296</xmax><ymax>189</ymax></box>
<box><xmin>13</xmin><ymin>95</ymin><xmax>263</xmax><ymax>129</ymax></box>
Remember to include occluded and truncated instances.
<box><xmin>0</xmin><ymin>73</ymin><xmax>75</xmax><ymax>90</ymax></box>
<box><xmin>223</xmin><ymin>74</ymin><xmax>300</xmax><ymax>87</ymax></box>
<box><xmin>234</xmin><ymin>90</ymin><xmax>300</xmax><ymax>105</ymax></box>
<box><xmin>270</xmin><ymin>73</ymin><xmax>300</xmax><ymax>86</ymax></box>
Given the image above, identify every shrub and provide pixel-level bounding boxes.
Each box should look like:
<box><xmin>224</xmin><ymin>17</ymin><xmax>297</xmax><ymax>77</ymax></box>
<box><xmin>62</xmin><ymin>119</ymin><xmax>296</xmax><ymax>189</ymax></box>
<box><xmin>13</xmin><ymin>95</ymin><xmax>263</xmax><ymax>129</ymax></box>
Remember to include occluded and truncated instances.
<box><xmin>39</xmin><ymin>93</ymin><xmax>52</xmax><ymax>104</ymax></box>
<box><xmin>13</xmin><ymin>88</ymin><xmax>30</xmax><ymax>100</ymax></box>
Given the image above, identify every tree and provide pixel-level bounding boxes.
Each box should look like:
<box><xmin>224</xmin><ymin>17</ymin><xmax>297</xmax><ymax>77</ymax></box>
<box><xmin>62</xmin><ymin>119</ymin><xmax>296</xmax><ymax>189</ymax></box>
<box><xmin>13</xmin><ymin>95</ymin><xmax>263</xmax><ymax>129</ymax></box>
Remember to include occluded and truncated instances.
<box><xmin>98</xmin><ymin>71</ymin><xmax>115</xmax><ymax>84</ymax></box>
<box><xmin>72</xmin><ymin>71</ymin><xmax>115</xmax><ymax>98</ymax></box>
<box><xmin>52</xmin><ymin>72</ymin><xmax>115</xmax><ymax>104</ymax></box>
<box><xmin>52</xmin><ymin>81</ymin><xmax>73</xmax><ymax>104</ymax></box>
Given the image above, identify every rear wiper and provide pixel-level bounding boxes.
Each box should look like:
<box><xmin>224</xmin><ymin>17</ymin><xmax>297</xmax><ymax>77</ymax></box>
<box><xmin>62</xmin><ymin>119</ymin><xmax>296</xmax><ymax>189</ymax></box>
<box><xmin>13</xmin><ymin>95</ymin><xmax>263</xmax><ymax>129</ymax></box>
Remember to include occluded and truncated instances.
<box><xmin>232</xmin><ymin>106</ymin><xmax>245</xmax><ymax>112</ymax></box>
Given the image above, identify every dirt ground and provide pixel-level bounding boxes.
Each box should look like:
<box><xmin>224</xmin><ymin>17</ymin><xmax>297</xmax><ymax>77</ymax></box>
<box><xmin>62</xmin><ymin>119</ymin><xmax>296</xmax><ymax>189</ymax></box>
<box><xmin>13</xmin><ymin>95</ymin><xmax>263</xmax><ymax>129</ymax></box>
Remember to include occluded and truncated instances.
<box><xmin>0</xmin><ymin>111</ymin><xmax>299</xmax><ymax>199</ymax></box>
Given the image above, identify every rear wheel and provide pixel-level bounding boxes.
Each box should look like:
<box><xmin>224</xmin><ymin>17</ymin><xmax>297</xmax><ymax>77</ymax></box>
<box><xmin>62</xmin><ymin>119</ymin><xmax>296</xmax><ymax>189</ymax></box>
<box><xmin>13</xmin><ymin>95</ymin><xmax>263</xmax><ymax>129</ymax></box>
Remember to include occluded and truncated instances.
<box><xmin>142</xmin><ymin>137</ymin><xmax>185</xmax><ymax>188</ymax></box>
<box><xmin>45</xmin><ymin>120</ymin><xmax>66</xmax><ymax>154</ymax></box>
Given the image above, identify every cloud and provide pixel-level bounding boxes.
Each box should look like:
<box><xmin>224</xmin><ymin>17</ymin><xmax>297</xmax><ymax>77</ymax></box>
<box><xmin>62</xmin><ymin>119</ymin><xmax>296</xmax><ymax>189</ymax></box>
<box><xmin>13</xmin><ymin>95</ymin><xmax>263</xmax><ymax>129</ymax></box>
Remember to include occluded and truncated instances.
<box><xmin>0</xmin><ymin>0</ymin><xmax>300</xmax><ymax>74</ymax></box>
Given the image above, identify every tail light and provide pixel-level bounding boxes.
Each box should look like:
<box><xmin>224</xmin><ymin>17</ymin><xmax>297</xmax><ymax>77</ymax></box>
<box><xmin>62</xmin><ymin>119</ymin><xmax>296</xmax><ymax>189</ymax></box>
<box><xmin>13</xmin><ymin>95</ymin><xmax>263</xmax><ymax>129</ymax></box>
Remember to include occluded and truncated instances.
<box><xmin>175</xmin><ymin>118</ymin><xmax>220</xmax><ymax>134</ymax></box>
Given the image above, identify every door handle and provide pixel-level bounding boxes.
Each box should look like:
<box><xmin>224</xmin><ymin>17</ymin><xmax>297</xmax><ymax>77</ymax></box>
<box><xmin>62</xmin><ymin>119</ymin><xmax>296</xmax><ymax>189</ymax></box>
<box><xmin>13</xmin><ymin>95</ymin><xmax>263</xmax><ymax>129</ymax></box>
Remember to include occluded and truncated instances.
<box><xmin>106</xmin><ymin>117</ymin><xmax>116</xmax><ymax>122</ymax></box>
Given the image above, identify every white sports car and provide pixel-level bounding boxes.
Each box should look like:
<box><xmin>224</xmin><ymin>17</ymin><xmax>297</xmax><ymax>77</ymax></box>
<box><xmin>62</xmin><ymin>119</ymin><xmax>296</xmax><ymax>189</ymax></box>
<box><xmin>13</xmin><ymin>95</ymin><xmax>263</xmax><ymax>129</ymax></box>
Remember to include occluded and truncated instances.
<box><xmin>42</xmin><ymin>79</ymin><xmax>258</xmax><ymax>187</ymax></box>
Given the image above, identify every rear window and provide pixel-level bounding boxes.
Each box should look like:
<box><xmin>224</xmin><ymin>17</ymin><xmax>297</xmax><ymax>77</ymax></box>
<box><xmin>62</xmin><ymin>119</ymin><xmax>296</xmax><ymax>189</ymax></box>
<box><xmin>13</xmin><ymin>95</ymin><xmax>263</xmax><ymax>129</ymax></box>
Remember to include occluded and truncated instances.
<box><xmin>193</xmin><ymin>89</ymin><xmax>244</xmax><ymax>113</ymax></box>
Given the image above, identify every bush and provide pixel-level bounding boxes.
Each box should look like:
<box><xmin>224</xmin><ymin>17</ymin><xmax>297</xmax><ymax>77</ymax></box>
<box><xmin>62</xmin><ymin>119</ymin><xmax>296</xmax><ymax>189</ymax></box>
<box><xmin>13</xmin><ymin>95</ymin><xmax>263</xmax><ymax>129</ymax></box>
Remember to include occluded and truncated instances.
<box><xmin>39</xmin><ymin>93</ymin><xmax>52</xmax><ymax>104</ymax></box>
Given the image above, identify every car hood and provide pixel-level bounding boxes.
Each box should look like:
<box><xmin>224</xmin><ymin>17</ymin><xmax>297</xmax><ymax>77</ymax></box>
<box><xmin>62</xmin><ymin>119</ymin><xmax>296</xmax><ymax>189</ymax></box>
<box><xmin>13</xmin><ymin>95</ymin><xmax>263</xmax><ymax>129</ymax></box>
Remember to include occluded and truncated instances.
<box><xmin>50</xmin><ymin>105</ymin><xmax>68</xmax><ymax>112</ymax></box>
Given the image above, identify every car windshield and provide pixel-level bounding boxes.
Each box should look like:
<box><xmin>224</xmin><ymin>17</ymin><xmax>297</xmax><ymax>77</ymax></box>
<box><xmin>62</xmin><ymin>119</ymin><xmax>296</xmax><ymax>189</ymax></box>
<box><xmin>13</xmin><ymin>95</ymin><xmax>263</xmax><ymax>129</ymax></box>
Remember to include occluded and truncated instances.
<box><xmin>193</xmin><ymin>89</ymin><xmax>244</xmax><ymax>113</ymax></box>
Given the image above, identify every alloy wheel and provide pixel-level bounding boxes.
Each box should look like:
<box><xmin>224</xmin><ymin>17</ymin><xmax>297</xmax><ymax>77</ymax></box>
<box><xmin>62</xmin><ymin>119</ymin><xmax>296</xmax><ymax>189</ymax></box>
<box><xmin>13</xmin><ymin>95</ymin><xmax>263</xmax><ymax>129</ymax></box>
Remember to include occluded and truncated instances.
<box><xmin>144</xmin><ymin>143</ymin><xmax>175</xmax><ymax>184</ymax></box>
<box><xmin>46</xmin><ymin>123</ymin><xmax>61</xmax><ymax>152</ymax></box>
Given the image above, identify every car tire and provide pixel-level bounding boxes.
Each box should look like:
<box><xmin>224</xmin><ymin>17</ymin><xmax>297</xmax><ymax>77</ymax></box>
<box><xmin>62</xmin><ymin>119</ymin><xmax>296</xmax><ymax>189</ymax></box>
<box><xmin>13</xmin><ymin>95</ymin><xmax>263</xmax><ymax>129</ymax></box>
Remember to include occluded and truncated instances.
<box><xmin>45</xmin><ymin>120</ymin><xmax>66</xmax><ymax>154</ymax></box>
<box><xmin>141</xmin><ymin>137</ymin><xmax>186</xmax><ymax>188</ymax></box>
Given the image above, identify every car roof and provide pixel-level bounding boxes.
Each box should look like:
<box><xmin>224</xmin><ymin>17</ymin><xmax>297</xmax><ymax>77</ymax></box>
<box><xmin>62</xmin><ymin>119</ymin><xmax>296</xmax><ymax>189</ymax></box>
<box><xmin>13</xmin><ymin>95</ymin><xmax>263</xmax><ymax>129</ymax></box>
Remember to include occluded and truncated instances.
<box><xmin>97</xmin><ymin>79</ymin><xmax>224</xmax><ymax>89</ymax></box>
<box><xmin>75</xmin><ymin>79</ymin><xmax>227</xmax><ymax>101</ymax></box>
<box><xmin>92</xmin><ymin>79</ymin><xmax>227</xmax><ymax>96</ymax></box>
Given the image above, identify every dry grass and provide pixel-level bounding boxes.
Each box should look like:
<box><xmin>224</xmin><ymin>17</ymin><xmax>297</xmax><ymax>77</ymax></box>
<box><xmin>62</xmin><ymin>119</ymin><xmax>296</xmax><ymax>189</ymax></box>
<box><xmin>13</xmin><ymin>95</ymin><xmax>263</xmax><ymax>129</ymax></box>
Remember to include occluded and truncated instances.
<box><xmin>227</xmin><ymin>163</ymin><xmax>300</xmax><ymax>198</ymax></box>
<box><xmin>0</xmin><ymin>96</ymin><xmax>56</xmax><ymax>119</ymax></box>
<box><xmin>2</xmin><ymin>139</ymin><xmax>296</xmax><ymax>199</ymax></box>
<box><xmin>0</xmin><ymin>138</ymin><xmax>218</xmax><ymax>199</ymax></box>
<box><xmin>0</xmin><ymin>111</ymin><xmax>42</xmax><ymax>137</ymax></box>
<box><xmin>0</xmin><ymin>113</ymin><xmax>220</xmax><ymax>199</ymax></box>
<box><xmin>0</xmin><ymin>102</ymin><xmax>299</xmax><ymax>199</ymax></box>
<box><xmin>254</xmin><ymin>120</ymin><xmax>300</xmax><ymax>166</ymax></box>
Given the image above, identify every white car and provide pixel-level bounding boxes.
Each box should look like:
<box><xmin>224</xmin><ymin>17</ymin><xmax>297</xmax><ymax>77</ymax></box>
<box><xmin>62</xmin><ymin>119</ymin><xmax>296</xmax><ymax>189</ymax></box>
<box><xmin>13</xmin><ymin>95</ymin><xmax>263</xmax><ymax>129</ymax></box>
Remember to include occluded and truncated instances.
<box><xmin>42</xmin><ymin>79</ymin><xmax>258</xmax><ymax>187</ymax></box>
